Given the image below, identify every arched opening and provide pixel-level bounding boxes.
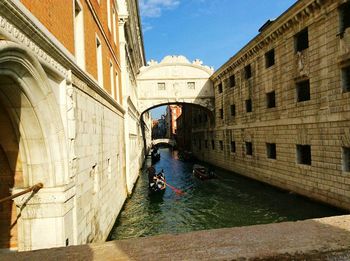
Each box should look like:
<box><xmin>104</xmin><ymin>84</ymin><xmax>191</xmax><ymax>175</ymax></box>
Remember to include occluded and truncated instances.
<box><xmin>0</xmin><ymin>41</ymin><xmax>68</xmax><ymax>250</ymax></box>
<box><xmin>0</xmin><ymin>89</ymin><xmax>22</xmax><ymax>249</ymax></box>
<box><xmin>140</xmin><ymin>102</ymin><xmax>214</xmax><ymax>157</ymax></box>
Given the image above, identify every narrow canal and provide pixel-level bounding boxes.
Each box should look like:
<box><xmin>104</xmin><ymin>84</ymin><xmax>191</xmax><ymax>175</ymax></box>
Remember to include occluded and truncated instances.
<box><xmin>108</xmin><ymin>148</ymin><xmax>345</xmax><ymax>240</ymax></box>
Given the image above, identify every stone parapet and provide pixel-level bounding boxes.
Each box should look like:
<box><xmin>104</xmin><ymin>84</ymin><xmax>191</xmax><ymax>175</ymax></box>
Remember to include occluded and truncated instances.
<box><xmin>2</xmin><ymin>215</ymin><xmax>350</xmax><ymax>260</ymax></box>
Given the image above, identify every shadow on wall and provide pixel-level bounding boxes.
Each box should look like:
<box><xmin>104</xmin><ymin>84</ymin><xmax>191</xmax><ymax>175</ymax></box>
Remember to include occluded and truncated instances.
<box><xmin>0</xmin><ymin>75</ymin><xmax>22</xmax><ymax>250</ymax></box>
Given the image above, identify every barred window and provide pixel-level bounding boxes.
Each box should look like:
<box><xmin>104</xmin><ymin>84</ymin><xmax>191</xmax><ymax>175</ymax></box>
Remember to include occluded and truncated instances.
<box><xmin>266</xmin><ymin>91</ymin><xmax>276</xmax><ymax>108</ymax></box>
<box><xmin>265</xmin><ymin>49</ymin><xmax>275</xmax><ymax>68</ymax></box>
<box><xmin>246</xmin><ymin>142</ymin><xmax>253</xmax><ymax>156</ymax></box>
<box><xmin>296</xmin><ymin>79</ymin><xmax>310</xmax><ymax>102</ymax></box>
<box><xmin>295</xmin><ymin>28</ymin><xmax>309</xmax><ymax>52</ymax></box>
<box><xmin>187</xmin><ymin>82</ymin><xmax>195</xmax><ymax>89</ymax></box>
<box><xmin>296</xmin><ymin>145</ymin><xmax>311</xmax><ymax>165</ymax></box>
<box><xmin>246</xmin><ymin>99</ymin><xmax>252</xmax><ymax>112</ymax></box>
<box><xmin>158</xmin><ymin>82</ymin><xmax>165</xmax><ymax>90</ymax></box>
<box><xmin>266</xmin><ymin>143</ymin><xmax>276</xmax><ymax>159</ymax></box>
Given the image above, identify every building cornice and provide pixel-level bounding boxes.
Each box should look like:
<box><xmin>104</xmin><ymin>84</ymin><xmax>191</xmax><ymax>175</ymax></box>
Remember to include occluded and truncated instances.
<box><xmin>133</xmin><ymin>0</ymin><xmax>146</xmax><ymax>66</ymax></box>
<box><xmin>211</xmin><ymin>0</ymin><xmax>328</xmax><ymax>81</ymax></box>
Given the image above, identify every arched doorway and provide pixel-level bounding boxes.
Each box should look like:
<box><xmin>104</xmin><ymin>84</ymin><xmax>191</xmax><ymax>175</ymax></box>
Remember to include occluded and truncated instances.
<box><xmin>0</xmin><ymin>100</ymin><xmax>22</xmax><ymax>249</ymax></box>
<box><xmin>0</xmin><ymin>41</ymin><xmax>69</xmax><ymax>250</ymax></box>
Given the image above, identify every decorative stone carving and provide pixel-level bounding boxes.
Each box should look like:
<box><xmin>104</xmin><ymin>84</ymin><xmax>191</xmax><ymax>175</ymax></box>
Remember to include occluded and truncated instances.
<box><xmin>66</xmin><ymin>71</ymin><xmax>77</xmax><ymax>179</ymax></box>
<box><xmin>0</xmin><ymin>15</ymin><xmax>67</xmax><ymax>77</ymax></box>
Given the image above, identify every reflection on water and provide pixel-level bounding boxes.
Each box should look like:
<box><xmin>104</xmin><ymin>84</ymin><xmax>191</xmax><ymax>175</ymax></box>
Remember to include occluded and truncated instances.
<box><xmin>109</xmin><ymin>148</ymin><xmax>345</xmax><ymax>240</ymax></box>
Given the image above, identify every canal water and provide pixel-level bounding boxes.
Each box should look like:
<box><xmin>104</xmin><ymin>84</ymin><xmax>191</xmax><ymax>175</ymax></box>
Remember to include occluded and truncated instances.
<box><xmin>108</xmin><ymin>148</ymin><xmax>345</xmax><ymax>240</ymax></box>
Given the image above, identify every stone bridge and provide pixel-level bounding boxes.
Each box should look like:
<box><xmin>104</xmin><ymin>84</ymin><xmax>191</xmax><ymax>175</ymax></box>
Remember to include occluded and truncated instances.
<box><xmin>137</xmin><ymin>56</ymin><xmax>215</xmax><ymax>114</ymax></box>
<box><xmin>152</xmin><ymin>138</ymin><xmax>176</xmax><ymax>147</ymax></box>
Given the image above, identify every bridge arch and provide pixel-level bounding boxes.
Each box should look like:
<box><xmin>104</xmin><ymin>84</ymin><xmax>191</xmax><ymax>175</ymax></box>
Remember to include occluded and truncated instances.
<box><xmin>152</xmin><ymin>139</ymin><xmax>176</xmax><ymax>147</ymax></box>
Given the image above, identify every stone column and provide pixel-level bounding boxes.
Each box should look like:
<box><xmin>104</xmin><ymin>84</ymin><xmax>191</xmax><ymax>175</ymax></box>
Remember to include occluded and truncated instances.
<box><xmin>118</xmin><ymin>4</ymin><xmax>132</xmax><ymax>194</ymax></box>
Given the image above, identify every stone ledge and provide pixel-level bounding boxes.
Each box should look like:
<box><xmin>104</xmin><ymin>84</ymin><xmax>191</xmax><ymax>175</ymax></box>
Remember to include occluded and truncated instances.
<box><xmin>1</xmin><ymin>215</ymin><xmax>350</xmax><ymax>260</ymax></box>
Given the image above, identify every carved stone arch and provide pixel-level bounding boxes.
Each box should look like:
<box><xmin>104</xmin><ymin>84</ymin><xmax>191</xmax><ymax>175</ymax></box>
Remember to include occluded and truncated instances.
<box><xmin>0</xmin><ymin>41</ymin><xmax>68</xmax><ymax>188</ymax></box>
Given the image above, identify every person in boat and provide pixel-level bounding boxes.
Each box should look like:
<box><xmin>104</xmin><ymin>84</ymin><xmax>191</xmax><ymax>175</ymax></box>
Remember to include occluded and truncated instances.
<box><xmin>154</xmin><ymin>169</ymin><xmax>166</xmax><ymax>190</ymax></box>
<box><xmin>208</xmin><ymin>167</ymin><xmax>215</xmax><ymax>178</ymax></box>
<box><xmin>147</xmin><ymin>166</ymin><xmax>156</xmax><ymax>183</ymax></box>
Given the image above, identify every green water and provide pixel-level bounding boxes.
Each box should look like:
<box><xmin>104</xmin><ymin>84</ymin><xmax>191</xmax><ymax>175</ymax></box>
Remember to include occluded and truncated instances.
<box><xmin>108</xmin><ymin>148</ymin><xmax>345</xmax><ymax>240</ymax></box>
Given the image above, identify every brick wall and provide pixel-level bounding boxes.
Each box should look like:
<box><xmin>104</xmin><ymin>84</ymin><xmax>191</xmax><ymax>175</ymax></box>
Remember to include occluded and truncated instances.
<box><xmin>20</xmin><ymin>0</ymin><xmax>122</xmax><ymax>100</ymax></box>
<box><xmin>20</xmin><ymin>0</ymin><xmax>75</xmax><ymax>54</ymax></box>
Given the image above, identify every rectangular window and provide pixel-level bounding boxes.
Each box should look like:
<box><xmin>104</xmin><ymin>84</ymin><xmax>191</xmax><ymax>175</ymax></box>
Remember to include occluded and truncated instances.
<box><xmin>204</xmin><ymin>114</ymin><xmax>208</xmax><ymax>122</ymax></box>
<box><xmin>74</xmin><ymin>0</ymin><xmax>85</xmax><ymax>69</ymax></box>
<box><xmin>343</xmin><ymin>147</ymin><xmax>350</xmax><ymax>172</ymax></box>
<box><xmin>295</xmin><ymin>28</ymin><xmax>309</xmax><ymax>52</ymax></box>
<box><xmin>112</xmin><ymin>8</ymin><xmax>117</xmax><ymax>44</ymax></box>
<box><xmin>219</xmin><ymin>141</ymin><xmax>223</xmax><ymax>150</ymax></box>
<box><xmin>187</xmin><ymin>82</ymin><xmax>195</xmax><ymax>89</ymax></box>
<box><xmin>266</xmin><ymin>91</ymin><xmax>276</xmax><ymax>108</ymax></box>
<box><xmin>115</xmin><ymin>71</ymin><xmax>119</xmax><ymax>102</ymax></box>
<box><xmin>231</xmin><ymin>141</ymin><xmax>236</xmax><ymax>153</ymax></box>
<box><xmin>245</xmin><ymin>64</ymin><xmax>252</xmax><ymax>79</ymax></box>
<box><xmin>265</xmin><ymin>49</ymin><xmax>275</xmax><ymax>68</ymax></box>
<box><xmin>219</xmin><ymin>108</ymin><xmax>223</xmax><ymax>119</ymax></box>
<box><xmin>96</xmin><ymin>36</ymin><xmax>103</xmax><ymax>87</ymax></box>
<box><xmin>211</xmin><ymin>140</ymin><xmax>215</xmax><ymax>150</ymax></box>
<box><xmin>107</xmin><ymin>0</ymin><xmax>111</xmax><ymax>31</ymax></box>
<box><xmin>296</xmin><ymin>144</ymin><xmax>311</xmax><ymax>165</ymax></box>
<box><xmin>229</xmin><ymin>75</ymin><xmax>236</xmax><ymax>87</ymax></box>
<box><xmin>109</xmin><ymin>61</ymin><xmax>114</xmax><ymax>98</ymax></box>
<box><xmin>205</xmin><ymin>140</ymin><xmax>208</xmax><ymax>148</ymax></box>
<box><xmin>158</xmin><ymin>82</ymin><xmax>165</xmax><ymax>90</ymax></box>
<box><xmin>218</xmin><ymin>83</ymin><xmax>223</xmax><ymax>93</ymax></box>
<box><xmin>230</xmin><ymin>104</ymin><xmax>236</xmax><ymax>116</ymax></box>
<box><xmin>340</xmin><ymin>2</ymin><xmax>350</xmax><ymax>34</ymax></box>
<box><xmin>198</xmin><ymin>140</ymin><xmax>202</xmax><ymax>150</ymax></box>
<box><xmin>266</xmin><ymin>143</ymin><xmax>276</xmax><ymax>159</ymax></box>
<box><xmin>296</xmin><ymin>79</ymin><xmax>310</xmax><ymax>102</ymax></box>
<box><xmin>246</xmin><ymin>99</ymin><xmax>252</xmax><ymax>112</ymax></box>
<box><xmin>246</xmin><ymin>142</ymin><xmax>253</xmax><ymax>156</ymax></box>
<box><xmin>342</xmin><ymin>66</ymin><xmax>350</xmax><ymax>92</ymax></box>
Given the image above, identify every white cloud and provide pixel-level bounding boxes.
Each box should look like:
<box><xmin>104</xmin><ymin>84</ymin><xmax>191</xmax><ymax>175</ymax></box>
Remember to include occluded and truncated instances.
<box><xmin>140</xmin><ymin>0</ymin><xmax>180</xmax><ymax>18</ymax></box>
<box><xmin>142</xmin><ymin>23</ymin><xmax>153</xmax><ymax>32</ymax></box>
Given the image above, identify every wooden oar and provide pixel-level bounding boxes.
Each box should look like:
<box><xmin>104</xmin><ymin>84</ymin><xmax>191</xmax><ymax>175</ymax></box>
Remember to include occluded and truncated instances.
<box><xmin>156</xmin><ymin>177</ymin><xmax>185</xmax><ymax>195</ymax></box>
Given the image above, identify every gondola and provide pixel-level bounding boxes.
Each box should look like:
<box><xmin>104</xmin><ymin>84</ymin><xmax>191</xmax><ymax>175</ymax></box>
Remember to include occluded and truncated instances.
<box><xmin>149</xmin><ymin>170</ymin><xmax>166</xmax><ymax>193</ymax></box>
<box><xmin>192</xmin><ymin>164</ymin><xmax>217</xmax><ymax>180</ymax></box>
<box><xmin>151</xmin><ymin>151</ymin><xmax>160</xmax><ymax>163</ymax></box>
<box><xmin>151</xmin><ymin>148</ymin><xmax>160</xmax><ymax>163</ymax></box>
<box><xmin>178</xmin><ymin>151</ymin><xmax>195</xmax><ymax>162</ymax></box>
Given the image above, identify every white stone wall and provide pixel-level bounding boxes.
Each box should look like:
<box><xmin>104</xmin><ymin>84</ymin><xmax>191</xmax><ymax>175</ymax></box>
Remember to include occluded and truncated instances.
<box><xmin>137</xmin><ymin>56</ymin><xmax>215</xmax><ymax>113</ymax></box>
<box><xmin>73</xmin><ymin>78</ymin><xmax>126</xmax><ymax>244</ymax></box>
<box><xmin>0</xmin><ymin>2</ymin><xmax>129</xmax><ymax>250</ymax></box>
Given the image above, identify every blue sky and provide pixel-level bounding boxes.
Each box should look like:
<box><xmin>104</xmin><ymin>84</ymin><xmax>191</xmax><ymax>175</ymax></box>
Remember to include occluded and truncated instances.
<box><xmin>141</xmin><ymin>0</ymin><xmax>297</xmax><ymax>118</ymax></box>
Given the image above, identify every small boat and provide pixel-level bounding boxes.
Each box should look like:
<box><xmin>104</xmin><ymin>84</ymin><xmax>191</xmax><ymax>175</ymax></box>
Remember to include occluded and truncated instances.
<box><xmin>151</xmin><ymin>152</ymin><xmax>160</xmax><ymax>163</ymax></box>
<box><xmin>149</xmin><ymin>170</ymin><xmax>166</xmax><ymax>193</ymax></box>
<box><xmin>193</xmin><ymin>164</ymin><xmax>217</xmax><ymax>180</ymax></box>
<box><xmin>178</xmin><ymin>151</ymin><xmax>195</xmax><ymax>162</ymax></box>
<box><xmin>151</xmin><ymin>148</ymin><xmax>160</xmax><ymax>163</ymax></box>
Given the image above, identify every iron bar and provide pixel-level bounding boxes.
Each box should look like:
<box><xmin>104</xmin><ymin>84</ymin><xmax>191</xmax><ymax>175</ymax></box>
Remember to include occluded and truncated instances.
<box><xmin>0</xmin><ymin>183</ymin><xmax>43</xmax><ymax>204</ymax></box>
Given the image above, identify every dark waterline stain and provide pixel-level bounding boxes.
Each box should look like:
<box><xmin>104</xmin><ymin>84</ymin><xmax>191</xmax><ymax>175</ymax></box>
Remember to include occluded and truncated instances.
<box><xmin>108</xmin><ymin>148</ymin><xmax>346</xmax><ymax>240</ymax></box>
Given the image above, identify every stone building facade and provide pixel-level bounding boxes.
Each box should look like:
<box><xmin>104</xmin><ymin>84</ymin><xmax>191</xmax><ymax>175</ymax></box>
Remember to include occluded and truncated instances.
<box><xmin>0</xmin><ymin>0</ymin><xmax>147</xmax><ymax>251</ymax></box>
<box><xmin>117</xmin><ymin>0</ymin><xmax>151</xmax><ymax>194</ymax></box>
<box><xmin>192</xmin><ymin>0</ymin><xmax>350</xmax><ymax>211</ymax></box>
